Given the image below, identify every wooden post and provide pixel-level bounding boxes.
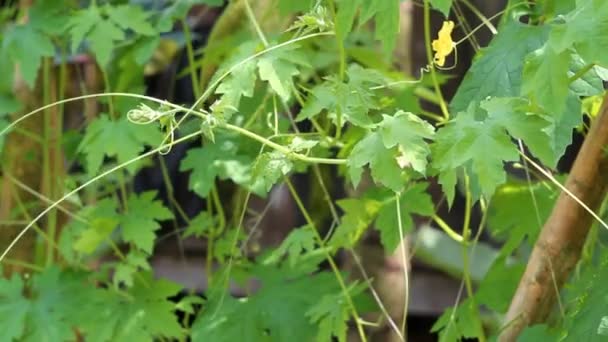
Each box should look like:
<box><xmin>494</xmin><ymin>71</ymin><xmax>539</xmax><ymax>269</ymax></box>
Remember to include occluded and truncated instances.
<box><xmin>500</xmin><ymin>94</ymin><xmax>608</xmax><ymax>340</ymax></box>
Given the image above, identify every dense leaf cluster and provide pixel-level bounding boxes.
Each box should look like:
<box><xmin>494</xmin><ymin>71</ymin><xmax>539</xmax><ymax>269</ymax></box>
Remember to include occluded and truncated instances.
<box><xmin>0</xmin><ymin>0</ymin><xmax>607</xmax><ymax>341</ymax></box>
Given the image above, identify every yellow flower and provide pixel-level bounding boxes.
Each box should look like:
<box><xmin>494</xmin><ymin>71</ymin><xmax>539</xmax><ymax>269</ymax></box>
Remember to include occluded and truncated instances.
<box><xmin>432</xmin><ymin>21</ymin><xmax>455</xmax><ymax>67</ymax></box>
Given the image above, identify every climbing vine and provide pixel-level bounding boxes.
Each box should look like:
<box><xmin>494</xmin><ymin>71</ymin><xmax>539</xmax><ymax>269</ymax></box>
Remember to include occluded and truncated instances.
<box><xmin>0</xmin><ymin>0</ymin><xmax>607</xmax><ymax>341</ymax></box>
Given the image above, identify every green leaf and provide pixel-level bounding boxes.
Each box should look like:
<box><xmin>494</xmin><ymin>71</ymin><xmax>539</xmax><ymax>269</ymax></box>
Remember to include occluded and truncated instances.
<box><xmin>157</xmin><ymin>0</ymin><xmax>225</xmax><ymax>32</ymax></box>
<box><xmin>480</xmin><ymin>97</ymin><xmax>555</xmax><ymax>166</ymax></box>
<box><xmin>330</xmin><ymin>198</ymin><xmax>382</xmax><ymax>248</ymax></box>
<box><xmin>114</xmin><ymin>250</ymin><xmax>152</xmax><ymax>287</ymax></box>
<box><xmin>87</xmin><ymin>18</ymin><xmax>125</xmax><ymax>67</ymax></box>
<box><xmin>569</xmin><ymin>54</ymin><xmax>605</xmax><ymax>96</ymax></box>
<box><xmin>414</xmin><ymin>226</ymin><xmax>499</xmax><ymax>283</ymax></box>
<box><xmin>0</xmin><ymin>268</ymin><xmax>182</xmax><ymax>342</ymax></box>
<box><xmin>487</xmin><ymin>179</ymin><xmax>558</xmax><ymax>256</ymax></box>
<box><xmin>66</xmin><ymin>5</ymin><xmax>101</xmax><ymax>53</ymax></box>
<box><xmin>336</xmin><ymin>0</ymin><xmax>361</xmax><ymax>42</ymax></box>
<box><xmin>348</xmin><ymin>132</ymin><xmax>403</xmax><ymax>192</ymax></box>
<box><xmin>105</xmin><ymin>4</ymin><xmax>156</xmax><ymax>36</ymax></box>
<box><xmin>0</xmin><ymin>275</ymin><xmax>29</xmax><ymax>341</ymax></box>
<box><xmin>257</xmin><ymin>46</ymin><xmax>309</xmax><ymax>101</ymax></box>
<box><xmin>29</xmin><ymin>0</ymin><xmax>71</xmax><ymax>35</ymax></box>
<box><xmin>378</xmin><ymin>111</ymin><xmax>435</xmax><ymax>174</ymax></box>
<box><xmin>432</xmin><ymin>104</ymin><xmax>519</xmax><ymax>203</ymax></box>
<box><xmin>540</xmin><ymin>0</ymin><xmax>576</xmax><ymax>18</ymax></box>
<box><xmin>24</xmin><ymin>268</ymin><xmax>95</xmax><ymax>341</ymax></box>
<box><xmin>82</xmin><ymin>273</ymin><xmax>183</xmax><ymax>341</ymax></box>
<box><xmin>251</xmin><ymin>151</ymin><xmax>293</xmax><ymax>192</ymax></box>
<box><xmin>180</xmin><ymin>136</ymin><xmax>262</xmax><ymax>198</ymax></box>
<box><xmin>548</xmin><ymin>0</ymin><xmax>608</xmax><ymax>66</ymax></box>
<box><xmin>175</xmin><ymin>295</ymin><xmax>205</xmax><ymax>315</ymax></box>
<box><xmin>212</xmin><ymin>228</ymin><xmax>246</xmax><ymax>263</ymax></box>
<box><xmin>79</xmin><ymin>114</ymin><xmax>163</xmax><ymax>176</ymax></box>
<box><xmin>450</xmin><ymin>20</ymin><xmax>549</xmax><ymax>113</ymax></box>
<box><xmin>375</xmin><ymin>183</ymin><xmax>434</xmax><ymax>252</ymax></box>
<box><xmin>430</xmin><ymin>0</ymin><xmax>453</xmax><ymax>16</ymax></box>
<box><xmin>183</xmin><ymin>211</ymin><xmax>215</xmax><ymax>238</ymax></box>
<box><xmin>307</xmin><ymin>293</ymin><xmax>349</xmax><ymax>342</ymax></box>
<box><xmin>296</xmin><ymin>82</ymin><xmax>335</xmax><ymax>121</ymax></box>
<box><xmin>213</xmin><ymin>68</ymin><xmax>255</xmax><ymax>118</ymax></box>
<box><xmin>431</xmin><ymin>299</ymin><xmax>484</xmax><ymax>341</ymax></box>
<box><xmin>518</xmin><ymin>324</ymin><xmax>561</xmax><ymax>341</ymax></box>
<box><xmin>0</xmin><ymin>94</ymin><xmax>21</xmax><ymax>115</ymax></box>
<box><xmin>359</xmin><ymin>0</ymin><xmax>400</xmax><ymax>54</ymax></box>
<box><xmin>521</xmin><ymin>45</ymin><xmax>571</xmax><ymax>115</ymax></box>
<box><xmin>598</xmin><ymin>317</ymin><xmax>608</xmax><ymax>336</ymax></box>
<box><xmin>121</xmin><ymin>192</ymin><xmax>173</xmax><ymax>254</ymax></box>
<box><xmin>132</xmin><ymin>36</ymin><xmax>161</xmax><ymax>65</ymax></box>
<box><xmin>306</xmin><ymin>283</ymin><xmax>367</xmax><ymax>342</ymax></box>
<box><xmin>67</xmin><ymin>4</ymin><xmax>155</xmax><ymax>67</ymax></box>
<box><xmin>265</xmin><ymin>227</ymin><xmax>317</xmax><ymax>267</ymax></box>
<box><xmin>563</xmin><ymin>254</ymin><xmax>608</xmax><ymax>342</ymax></box>
<box><xmin>73</xmin><ymin>199</ymin><xmax>120</xmax><ymax>254</ymax></box>
<box><xmin>476</xmin><ymin>257</ymin><xmax>525</xmax><ymax>313</ymax></box>
<box><xmin>544</xmin><ymin>94</ymin><xmax>583</xmax><ymax>167</ymax></box>
<box><xmin>213</xmin><ymin>42</ymin><xmax>258</xmax><ymax>118</ymax></box>
<box><xmin>279</xmin><ymin>0</ymin><xmax>313</xmax><ymax>14</ymax></box>
<box><xmin>296</xmin><ymin>64</ymin><xmax>384</xmax><ymax>127</ymax></box>
<box><xmin>192</xmin><ymin>265</ymin><xmax>342</xmax><ymax>342</ymax></box>
<box><xmin>3</xmin><ymin>24</ymin><xmax>55</xmax><ymax>87</ymax></box>
<box><xmin>288</xmin><ymin>136</ymin><xmax>319</xmax><ymax>152</ymax></box>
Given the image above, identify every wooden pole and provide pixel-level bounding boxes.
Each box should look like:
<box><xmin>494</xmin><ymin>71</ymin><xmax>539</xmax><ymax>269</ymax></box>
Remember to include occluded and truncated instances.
<box><xmin>500</xmin><ymin>94</ymin><xmax>608</xmax><ymax>341</ymax></box>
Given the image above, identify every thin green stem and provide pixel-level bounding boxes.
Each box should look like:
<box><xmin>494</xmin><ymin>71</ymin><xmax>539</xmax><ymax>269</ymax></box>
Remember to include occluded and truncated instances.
<box><xmin>167</xmin><ymin>31</ymin><xmax>334</xmax><ymax>146</ymax></box>
<box><xmin>520</xmin><ymin>152</ymin><xmax>608</xmax><ymax>231</ymax></box>
<box><xmin>182</xmin><ymin>18</ymin><xmax>202</xmax><ymax>97</ymax></box>
<box><xmin>569</xmin><ymin>63</ymin><xmax>596</xmax><ymax>83</ymax></box>
<box><xmin>1</xmin><ymin>258</ymin><xmax>44</xmax><ymax>272</ymax></box>
<box><xmin>42</xmin><ymin>57</ymin><xmax>56</xmax><ymax>267</ymax></box>
<box><xmin>2</xmin><ymin>93</ymin><xmax>346</xmax><ymax>168</ymax></box>
<box><xmin>395</xmin><ymin>194</ymin><xmax>409</xmax><ymax>336</ymax></box>
<box><xmin>206</xmin><ymin>227</ymin><xmax>214</xmax><ymax>285</ymax></box>
<box><xmin>431</xmin><ymin>214</ymin><xmax>465</xmax><ymax>243</ymax></box>
<box><xmin>210</xmin><ymin>185</ymin><xmax>226</xmax><ymax>234</ymax></box>
<box><xmin>222</xmin><ymin>123</ymin><xmax>346</xmax><ymax>165</ymax></box>
<box><xmin>328</xmin><ymin>0</ymin><xmax>346</xmax><ymax>139</ymax></box>
<box><xmin>183</xmin><ymin>12</ymin><xmax>224</xmax><ymax>283</ymax></box>
<box><xmin>459</xmin><ymin>0</ymin><xmax>497</xmax><ymax>34</ymax></box>
<box><xmin>158</xmin><ymin>155</ymin><xmax>187</xmax><ymax>266</ymax></box>
<box><xmin>158</xmin><ymin>156</ymin><xmax>191</xmax><ymax>225</ymax></box>
<box><xmin>453</xmin><ymin>1</ymin><xmax>480</xmax><ymax>51</ymax></box>
<box><xmin>101</xmin><ymin>71</ymin><xmax>115</xmax><ymax>119</ymax></box>
<box><xmin>461</xmin><ymin>172</ymin><xmax>486</xmax><ymax>342</ymax></box>
<box><xmin>0</xmin><ymin>220</ymin><xmax>28</xmax><ymax>226</ymax></box>
<box><xmin>243</xmin><ymin>0</ymin><xmax>269</xmax><ymax>46</ymax></box>
<box><xmin>118</xmin><ymin>172</ymin><xmax>129</xmax><ymax>212</ymax></box>
<box><xmin>243</xmin><ymin>92</ymin><xmax>271</xmax><ymax>130</ymax></box>
<box><xmin>272</xmin><ymin>95</ymin><xmax>279</xmax><ymax>135</ymax></box>
<box><xmin>311</xmin><ymin>165</ymin><xmax>340</xmax><ymax>227</ymax></box>
<box><xmin>213</xmin><ymin>189</ymin><xmax>253</xmax><ymax>316</ymax></box>
<box><xmin>423</xmin><ymin>0</ymin><xmax>450</xmax><ymax>120</ymax></box>
<box><xmin>0</xmin><ymin>130</ymin><xmax>202</xmax><ymax>263</ymax></box>
<box><xmin>241</xmin><ymin>3</ymin><xmax>302</xmax><ymax>136</ymax></box>
<box><xmin>9</xmin><ymin>182</ymin><xmax>90</xmax><ymax>271</ymax></box>
<box><xmin>284</xmin><ymin>177</ymin><xmax>368</xmax><ymax>342</ymax></box>
<box><xmin>328</xmin><ymin>0</ymin><xmax>346</xmax><ymax>80</ymax></box>
<box><xmin>11</xmin><ymin>127</ymin><xmax>43</xmax><ymax>143</ymax></box>
<box><xmin>453</xmin><ymin>2</ymin><xmax>531</xmax><ymax>46</ymax></box>
<box><xmin>10</xmin><ymin>182</ymin><xmax>49</xmax><ymax>268</ymax></box>
<box><xmin>5</xmin><ymin>173</ymin><xmax>86</xmax><ymax>223</ymax></box>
